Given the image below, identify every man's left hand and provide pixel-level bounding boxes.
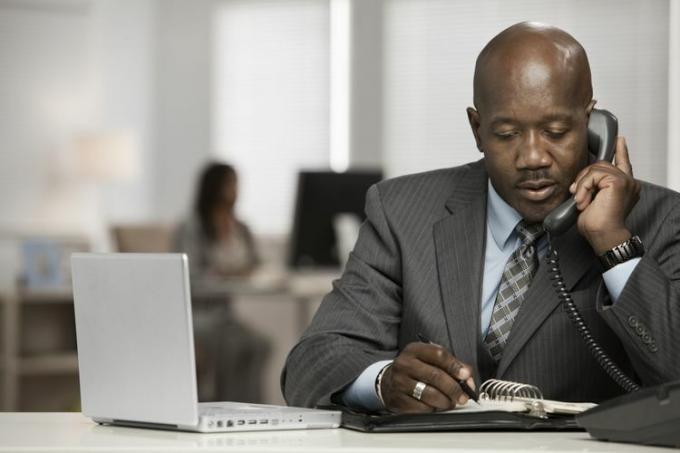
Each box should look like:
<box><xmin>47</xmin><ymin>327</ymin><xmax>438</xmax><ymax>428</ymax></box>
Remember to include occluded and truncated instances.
<box><xmin>570</xmin><ymin>136</ymin><xmax>641</xmax><ymax>255</ymax></box>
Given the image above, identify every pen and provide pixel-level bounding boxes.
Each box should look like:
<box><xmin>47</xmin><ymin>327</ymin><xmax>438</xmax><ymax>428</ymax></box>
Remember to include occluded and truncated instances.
<box><xmin>416</xmin><ymin>333</ymin><xmax>479</xmax><ymax>403</ymax></box>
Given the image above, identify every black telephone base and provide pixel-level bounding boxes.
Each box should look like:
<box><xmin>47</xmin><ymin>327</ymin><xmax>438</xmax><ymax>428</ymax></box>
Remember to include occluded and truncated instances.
<box><xmin>577</xmin><ymin>379</ymin><xmax>680</xmax><ymax>448</ymax></box>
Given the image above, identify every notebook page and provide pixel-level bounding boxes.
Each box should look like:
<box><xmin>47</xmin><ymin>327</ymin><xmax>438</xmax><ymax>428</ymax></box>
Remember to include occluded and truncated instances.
<box><xmin>443</xmin><ymin>399</ymin><xmax>529</xmax><ymax>414</ymax></box>
<box><xmin>514</xmin><ymin>397</ymin><xmax>596</xmax><ymax>414</ymax></box>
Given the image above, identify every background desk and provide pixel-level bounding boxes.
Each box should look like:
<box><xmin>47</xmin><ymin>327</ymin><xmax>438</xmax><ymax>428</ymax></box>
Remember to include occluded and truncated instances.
<box><xmin>0</xmin><ymin>270</ymin><xmax>339</xmax><ymax>410</ymax></box>
<box><xmin>0</xmin><ymin>413</ymin><xmax>673</xmax><ymax>453</ymax></box>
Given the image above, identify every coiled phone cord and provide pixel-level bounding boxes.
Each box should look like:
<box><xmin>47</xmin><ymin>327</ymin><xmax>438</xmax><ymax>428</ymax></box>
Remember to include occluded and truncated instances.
<box><xmin>546</xmin><ymin>242</ymin><xmax>640</xmax><ymax>393</ymax></box>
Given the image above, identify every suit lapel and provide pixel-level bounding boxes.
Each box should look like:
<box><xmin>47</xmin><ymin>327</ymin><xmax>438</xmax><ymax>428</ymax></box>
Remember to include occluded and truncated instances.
<box><xmin>433</xmin><ymin>161</ymin><xmax>487</xmax><ymax>386</ymax></box>
<box><xmin>496</xmin><ymin>224</ymin><xmax>597</xmax><ymax>378</ymax></box>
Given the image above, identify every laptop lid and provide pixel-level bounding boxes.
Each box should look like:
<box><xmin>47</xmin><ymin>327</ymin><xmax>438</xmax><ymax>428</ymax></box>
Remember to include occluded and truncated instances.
<box><xmin>72</xmin><ymin>253</ymin><xmax>199</xmax><ymax>426</ymax></box>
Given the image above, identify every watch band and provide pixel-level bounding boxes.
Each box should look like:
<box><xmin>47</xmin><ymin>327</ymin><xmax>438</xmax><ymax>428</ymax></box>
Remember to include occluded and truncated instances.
<box><xmin>599</xmin><ymin>235</ymin><xmax>644</xmax><ymax>271</ymax></box>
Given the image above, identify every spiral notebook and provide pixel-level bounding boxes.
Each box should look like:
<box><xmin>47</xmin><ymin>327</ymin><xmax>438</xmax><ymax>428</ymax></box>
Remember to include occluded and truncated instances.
<box><xmin>337</xmin><ymin>379</ymin><xmax>596</xmax><ymax>433</ymax></box>
<box><xmin>454</xmin><ymin>379</ymin><xmax>596</xmax><ymax>418</ymax></box>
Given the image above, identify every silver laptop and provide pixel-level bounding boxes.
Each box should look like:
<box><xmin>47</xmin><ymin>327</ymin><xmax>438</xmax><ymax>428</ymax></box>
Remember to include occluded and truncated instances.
<box><xmin>71</xmin><ymin>253</ymin><xmax>340</xmax><ymax>432</ymax></box>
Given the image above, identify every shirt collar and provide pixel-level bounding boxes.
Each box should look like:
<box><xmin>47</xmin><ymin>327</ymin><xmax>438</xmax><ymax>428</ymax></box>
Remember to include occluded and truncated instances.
<box><xmin>487</xmin><ymin>180</ymin><xmax>523</xmax><ymax>249</ymax></box>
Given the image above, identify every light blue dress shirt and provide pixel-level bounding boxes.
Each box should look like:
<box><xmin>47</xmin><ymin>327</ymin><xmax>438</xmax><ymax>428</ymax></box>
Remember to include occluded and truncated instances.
<box><xmin>341</xmin><ymin>181</ymin><xmax>640</xmax><ymax>411</ymax></box>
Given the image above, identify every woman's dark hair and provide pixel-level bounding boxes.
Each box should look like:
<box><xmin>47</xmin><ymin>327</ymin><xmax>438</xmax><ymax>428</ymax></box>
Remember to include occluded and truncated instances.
<box><xmin>194</xmin><ymin>162</ymin><xmax>237</xmax><ymax>240</ymax></box>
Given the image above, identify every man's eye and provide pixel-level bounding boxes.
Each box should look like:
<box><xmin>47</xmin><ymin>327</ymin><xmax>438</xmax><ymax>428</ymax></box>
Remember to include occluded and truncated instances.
<box><xmin>545</xmin><ymin>129</ymin><xmax>567</xmax><ymax>139</ymax></box>
<box><xmin>494</xmin><ymin>131</ymin><xmax>518</xmax><ymax>140</ymax></box>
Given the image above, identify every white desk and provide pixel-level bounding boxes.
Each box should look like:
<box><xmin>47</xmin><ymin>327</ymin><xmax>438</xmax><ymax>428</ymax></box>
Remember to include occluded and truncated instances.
<box><xmin>0</xmin><ymin>413</ymin><xmax>672</xmax><ymax>452</ymax></box>
<box><xmin>193</xmin><ymin>269</ymin><xmax>339</xmax><ymax>334</ymax></box>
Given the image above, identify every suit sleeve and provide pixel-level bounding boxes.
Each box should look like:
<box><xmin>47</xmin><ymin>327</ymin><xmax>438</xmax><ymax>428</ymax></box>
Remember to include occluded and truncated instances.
<box><xmin>281</xmin><ymin>184</ymin><xmax>403</xmax><ymax>408</ymax></box>
<box><xmin>596</xmin><ymin>199</ymin><xmax>680</xmax><ymax>386</ymax></box>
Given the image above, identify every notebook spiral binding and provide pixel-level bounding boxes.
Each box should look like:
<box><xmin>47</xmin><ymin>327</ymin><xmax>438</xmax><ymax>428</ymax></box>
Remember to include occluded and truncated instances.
<box><xmin>479</xmin><ymin>379</ymin><xmax>548</xmax><ymax>418</ymax></box>
<box><xmin>480</xmin><ymin>379</ymin><xmax>544</xmax><ymax>401</ymax></box>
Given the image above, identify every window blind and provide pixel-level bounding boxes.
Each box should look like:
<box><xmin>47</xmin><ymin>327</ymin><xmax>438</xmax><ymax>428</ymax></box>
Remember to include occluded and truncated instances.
<box><xmin>213</xmin><ymin>0</ymin><xmax>330</xmax><ymax>235</ymax></box>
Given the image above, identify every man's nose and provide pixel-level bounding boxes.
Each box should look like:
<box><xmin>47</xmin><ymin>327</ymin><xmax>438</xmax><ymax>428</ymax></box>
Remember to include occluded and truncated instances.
<box><xmin>517</xmin><ymin>129</ymin><xmax>551</xmax><ymax>169</ymax></box>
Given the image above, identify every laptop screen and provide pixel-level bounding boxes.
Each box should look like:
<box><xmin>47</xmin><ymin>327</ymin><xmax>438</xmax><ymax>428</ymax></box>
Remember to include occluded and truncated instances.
<box><xmin>72</xmin><ymin>253</ymin><xmax>199</xmax><ymax>426</ymax></box>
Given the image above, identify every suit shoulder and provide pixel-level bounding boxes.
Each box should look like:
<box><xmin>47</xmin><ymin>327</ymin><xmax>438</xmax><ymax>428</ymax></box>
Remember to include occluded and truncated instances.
<box><xmin>372</xmin><ymin>161</ymin><xmax>482</xmax><ymax>203</ymax></box>
<box><xmin>640</xmin><ymin>179</ymin><xmax>680</xmax><ymax>197</ymax></box>
<box><xmin>631</xmin><ymin>180</ymin><xmax>680</xmax><ymax>243</ymax></box>
<box><xmin>638</xmin><ymin>180</ymin><xmax>680</xmax><ymax>212</ymax></box>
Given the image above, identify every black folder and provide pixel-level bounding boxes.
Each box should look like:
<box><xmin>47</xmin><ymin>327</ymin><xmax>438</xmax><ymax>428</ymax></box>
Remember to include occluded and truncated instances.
<box><xmin>326</xmin><ymin>407</ymin><xmax>582</xmax><ymax>433</ymax></box>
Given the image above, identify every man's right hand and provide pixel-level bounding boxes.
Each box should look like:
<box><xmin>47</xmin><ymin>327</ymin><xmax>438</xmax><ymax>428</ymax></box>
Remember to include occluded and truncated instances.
<box><xmin>380</xmin><ymin>342</ymin><xmax>475</xmax><ymax>413</ymax></box>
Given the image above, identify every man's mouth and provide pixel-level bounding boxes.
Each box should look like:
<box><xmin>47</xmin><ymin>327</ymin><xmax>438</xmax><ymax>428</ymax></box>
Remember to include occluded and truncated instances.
<box><xmin>516</xmin><ymin>180</ymin><xmax>557</xmax><ymax>202</ymax></box>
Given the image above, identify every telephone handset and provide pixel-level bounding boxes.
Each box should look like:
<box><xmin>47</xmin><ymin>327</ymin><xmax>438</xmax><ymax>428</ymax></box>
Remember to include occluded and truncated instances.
<box><xmin>541</xmin><ymin>108</ymin><xmax>640</xmax><ymax>393</ymax></box>
<box><xmin>543</xmin><ymin>109</ymin><xmax>619</xmax><ymax>236</ymax></box>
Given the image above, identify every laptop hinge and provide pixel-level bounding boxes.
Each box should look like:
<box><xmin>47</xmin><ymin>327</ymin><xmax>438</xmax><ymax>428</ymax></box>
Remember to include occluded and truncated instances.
<box><xmin>112</xmin><ymin>419</ymin><xmax>179</xmax><ymax>430</ymax></box>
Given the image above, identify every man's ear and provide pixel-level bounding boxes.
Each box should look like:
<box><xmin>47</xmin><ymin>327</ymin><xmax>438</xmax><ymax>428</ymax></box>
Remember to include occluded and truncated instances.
<box><xmin>586</xmin><ymin>99</ymin><xmax>597</xmax><ymax>116</ymax></box>
<box><xmin>467</xmin><ymin>107</ymin><xmax>483</xmax><ymax>153</ymax></box>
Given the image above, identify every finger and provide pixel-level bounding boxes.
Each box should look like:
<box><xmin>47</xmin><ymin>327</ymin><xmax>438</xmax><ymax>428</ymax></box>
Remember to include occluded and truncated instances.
<box><xmin>394</xmin><ymin>353</ymin><xmax>460</xmax><ymax>406</ymax></box>
<box><xmin>570</xmin><ymin>163</ymin><xmax>597</xmax><ymax>194</ymax></box>
<box><xmin>407</xmin><ymin>343</ymin><xmax>472</xmax><ymax>381</ymax></box>
<box><xmin>466</xmin><ymin>377</ymin><xmax>476</xmax><ymax>392</ymax></box>
<box><xmin>573</xmin><ymin>166</ymin><xmax>621</xmax><ymax>210</ymax></box>
<box><xmin>569</xmin><ymin>163</ymin><xmax>597</xmax><ymax>195</ymax></box>
<box><xmin>570</xmin><ymin>160</ymin><xmax>616</xmax><ymax>194</ymax></box>
<box><xmin>444</xmin><ymin>360</ymin><xmax>474</xmax><ymax>405</ymax></box>
<box><xmin>389</xmin><ymin>369</ymin><xmax>451</xmax><ymax>411</ymax></box>
<box><xmin>381</xmin><ymin>366</ymin><xmax>431</xmax><ymax>413</ymax></box>
<box><xmin>614</xmin><ymin>136</ymin><xmax>633</xmax><ymax>177</ymax></box>
<box><xmin>391</xmin><ymin>392</ymin><xmax>434</xmax><ymax>414</ymax></box>
<box><xmin>400</xmin><ymin>344</ymin><xmax>475</xmax><ymax>405</ymax></box>
<box><xmin>573</xmin><ymin>170</ymin><xmax>604</xmax><ymax>210</ymax></box>
<box><xmin>404</xmin><ymin>376</ymin><xmax>453</xmax><ymax>411</ymax></box>
<box><xmin>573</xmin><ymin>176</ymin><xmax>594</xmax><ymax>210</ymax></box>
<box><xmin>409</xmin><ymin>360</ymin><xmax>465</xmax><ymax>406</ymax></box>
<box><xmin>444</xmin><ymin>358</ymin><xmax>472</xmax><ymax>382</ymax></box>
<box><xmin>455</xmin><ymin>376</ymin><xmax>477</xmax><ymax>406</ymax></box>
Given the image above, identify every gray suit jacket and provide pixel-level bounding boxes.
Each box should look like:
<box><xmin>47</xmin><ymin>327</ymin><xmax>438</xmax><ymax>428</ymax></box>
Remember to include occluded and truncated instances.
<box><xmin>282</xmin><ymin>159</ymin><xmax>680</xmax><ymax>408</ymax></box>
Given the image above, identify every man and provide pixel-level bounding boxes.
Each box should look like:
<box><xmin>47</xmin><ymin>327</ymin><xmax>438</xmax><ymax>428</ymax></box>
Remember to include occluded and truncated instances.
<box><xmin>282</xmin><ymin>22</ymin><xmax>680</xmax><ymax>413</ymax></box>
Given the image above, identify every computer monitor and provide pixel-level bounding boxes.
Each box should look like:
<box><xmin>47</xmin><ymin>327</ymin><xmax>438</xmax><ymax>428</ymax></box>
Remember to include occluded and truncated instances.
<box><xmin>288</xmin><ymin>170</ymin><xmax>383</xmax><ymax>269</ymax></box>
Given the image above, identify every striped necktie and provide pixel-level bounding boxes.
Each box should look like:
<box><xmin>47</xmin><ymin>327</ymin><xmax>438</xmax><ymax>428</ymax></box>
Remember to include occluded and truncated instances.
<box><xmin>484</xmin><ymin>220</ymin><xmax>544</xmax><ymax>362</ymax></box>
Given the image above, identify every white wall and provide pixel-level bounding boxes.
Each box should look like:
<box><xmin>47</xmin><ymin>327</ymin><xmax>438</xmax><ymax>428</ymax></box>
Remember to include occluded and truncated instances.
<box><xmin>0</xmin><ymin>0</ymin><xmax>215</xmax><ymax>246</ymax></box>
<box><xmin>0</xmin><ymin>0</ymin><xmax>157</xmax><ymax>289</ymax></box>
<box><xmin>213</xmin><ymin>0</ymin><xmax>331</xmax><ymax>236</ymax></box>
<box><xmin>383</xmin><ymin>0</ymin><xmax>671</xmax><ymax>186</ymax></box>
<box><xmin>668</xmin><ymin>0</ymin><xmax>680</xmax><ymax>192</ymax></box>
<box><xmin>0</xmin><ymin>0</ymin><xmax>94</xmax><ymax>234</ymax></box>
<box><xmin>0</xmin><ymin>0</ymin><xmax>157</xmax><ymax>234</ymax></box>
<box><xmin>154</xmin><ymin>0</ymin><xmax>215</xmax><ymax>223</ymax></box>
<box><xmin>5</xmin><ymin>0</ymin><xmax>670</xmax><ymax>241</ymax></box>
<box><xmin>91</xmin><ymin>0</ymin><xmax>156</xmax><ymax>224</ymax></box>
<box><xmin>349</xmin><ymin>0</ymin><xmax>384</xmax><ymax>169</ymax></box>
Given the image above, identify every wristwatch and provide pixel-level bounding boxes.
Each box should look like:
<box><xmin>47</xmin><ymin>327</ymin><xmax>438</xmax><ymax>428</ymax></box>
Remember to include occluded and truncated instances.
<box><xmin>599</xmin><ymin>235</ymin><xmax>645</xmax><ymax>271</ymax></box>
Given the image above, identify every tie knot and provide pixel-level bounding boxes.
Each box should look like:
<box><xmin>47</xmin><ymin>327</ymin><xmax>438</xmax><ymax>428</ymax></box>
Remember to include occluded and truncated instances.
<box><xmin>515</xmin><ymin>220</ymin><xmax>544</xmax><ymax>246</ymax></box>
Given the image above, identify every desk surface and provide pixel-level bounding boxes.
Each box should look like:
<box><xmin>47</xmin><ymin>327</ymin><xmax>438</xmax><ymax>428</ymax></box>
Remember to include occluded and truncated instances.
<box><xmin>0</xmin><ymin>413</ymin><xmax>673</xmax><ymax>453</ymax></box>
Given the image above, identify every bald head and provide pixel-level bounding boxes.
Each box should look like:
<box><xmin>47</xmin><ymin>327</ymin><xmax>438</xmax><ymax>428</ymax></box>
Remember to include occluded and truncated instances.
<box><xmin>473</xmin><ymin>22</ymin><xmax>592</xmax><ymax>114</ymax></box>
<box><xmin>466</xmin><ymin>22</ymin><xmax>597</xmax><ymax>223</ymax></box>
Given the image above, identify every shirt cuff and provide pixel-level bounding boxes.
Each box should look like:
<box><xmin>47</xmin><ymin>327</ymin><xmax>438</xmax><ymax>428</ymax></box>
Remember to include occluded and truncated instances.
<box><xmin>339</xmin><ymin>360</ymin><xmax>393</xmax><ymax>412</ymax></box>
<box><xmin>602</xmin><ymin>257</ymin><xmax>642</xmax><ymax>303</ymax></box>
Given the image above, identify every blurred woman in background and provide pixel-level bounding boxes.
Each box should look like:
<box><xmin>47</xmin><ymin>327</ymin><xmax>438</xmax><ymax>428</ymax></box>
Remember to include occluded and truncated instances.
<box><xmin>180</xmin><ymin>163</ymin><xmax>259</xmax><ymax>278</ymax></box>
<box><xmin>174</xmin><ymin>162</ymin><xmax>270</xmax><ymax>403</ymax></box>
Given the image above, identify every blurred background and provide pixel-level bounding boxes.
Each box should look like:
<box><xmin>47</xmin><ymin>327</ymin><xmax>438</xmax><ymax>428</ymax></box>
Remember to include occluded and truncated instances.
<box><xmin>0</xmin><ymin>0</ymin><xmax>678</xmax><ymax>411</ymax></box>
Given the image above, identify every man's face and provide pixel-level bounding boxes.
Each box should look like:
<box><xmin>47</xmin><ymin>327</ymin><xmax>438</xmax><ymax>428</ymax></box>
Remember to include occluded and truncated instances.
<box><xmin>468</xmin><ymin>60</ymin><xmax>591</xmax><ymax>223</ymax></box>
